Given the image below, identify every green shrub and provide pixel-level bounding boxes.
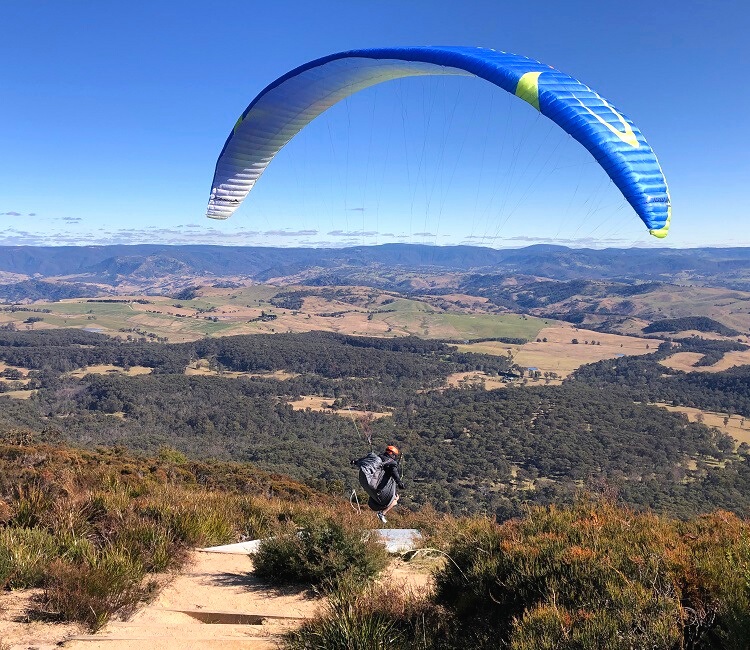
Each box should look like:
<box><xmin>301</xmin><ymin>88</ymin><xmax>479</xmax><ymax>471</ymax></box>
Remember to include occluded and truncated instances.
<box><xmin>433</xmin><ymin>501</ymin><xmax>750</xmax><ymax>649</ymax></box>
<box><xmin>680</xmin><ymin>511</ymin><xmax>750</xmax><ymax>649</ymax></box>
<box><xmin>138</xmin><ymin>488</ymin><xmax>240</xmax><ymax>547</ymax></box>
<box><xmin>11</xmin><ymin>482</ymin><xmax>53</xmax><ymax>528</ymax></box>
<box><xmin>0</xmin><ymin>527</ymin><xmax>61</xmax><ymax>588</ymax></box>
<box><xmin>0</xmin><ymin>545</ymin><xmax>11</xmax><ymax>588</ymax></box>
<box><xmin>285</xmin><ymin>575</ymin><xmax>449</xmax><ymax>650</ymax></box>
<box><xmin>45</xmin><ymin>546</ymin><xmax>152</xmax><ymax>631</ymax></box>
<box><xmin>253</xmin><ymin>517</ymin><xmax>388</xmax><ymax>589</ymax></box>
<box><xmin>113</xmin><ymin>518</ymin><xmax>181</xmax><ymax>572</ymax></box>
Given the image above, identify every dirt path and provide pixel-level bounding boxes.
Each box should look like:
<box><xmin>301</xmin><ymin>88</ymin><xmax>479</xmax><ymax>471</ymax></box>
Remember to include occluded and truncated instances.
<box><xmin>2</xmin><ymin>540</ymin><xmax>435</xmax><ymax>650</ymax></box>
<box><xmin>59</xmin><ymin>551</ymin><xmax>321</xmax><ymax>650</ymax></box>
<box><xmin>0</xmin><ymin>588</ymin><xmax>84</xmax><ymax>650</ymax></box>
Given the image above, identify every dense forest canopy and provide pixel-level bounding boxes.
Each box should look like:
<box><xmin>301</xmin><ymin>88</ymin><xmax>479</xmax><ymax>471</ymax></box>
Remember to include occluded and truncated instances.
<box><xmin>643</xmin><ymin>316</ymin><xmax>741</xmax><ymax>337</ymax></box>
<box><xmin>570</xmin><ymin>340</ymin><xmax>750</xmax><ymax>416</ymax></box>
<box><xmin>1</xmin><ymin>329</ymin><xmax>749</xmax><ymax>521</ymax></box>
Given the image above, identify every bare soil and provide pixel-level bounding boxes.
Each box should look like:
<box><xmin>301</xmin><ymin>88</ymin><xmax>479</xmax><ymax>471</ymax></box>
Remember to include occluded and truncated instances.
<box><xmin>0</xmin><ymin>587</ymin><xmax>84</xmax><ymax>650</ymax></box>
<box><xmin>2</xmin><ymin>549</ymin><xmax>434</xmax><ymax>650</ymax></box>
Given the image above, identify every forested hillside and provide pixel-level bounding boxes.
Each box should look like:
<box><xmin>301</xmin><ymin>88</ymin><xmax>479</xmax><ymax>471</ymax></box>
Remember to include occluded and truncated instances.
<box><xmin>1</xmin><ymin>329</ymin><xmax>750</xmax><ymax>521</ymax></box>
<box><xmin>643</xmin><ymin>316</ymin><xmax>742</xmax><ymax>336</ymax></box>
<box><xmin>570</xmin><ymin>339</ymin><xmax>750</xmax><ymax>416</ymax></box>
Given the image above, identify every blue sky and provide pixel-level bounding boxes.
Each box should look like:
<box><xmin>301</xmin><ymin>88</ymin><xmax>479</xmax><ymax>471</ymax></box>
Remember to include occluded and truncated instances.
<box><xmin>1</xmin><ymin>0</ymin><xmax>747</xmax><ymax>249</ymax></box>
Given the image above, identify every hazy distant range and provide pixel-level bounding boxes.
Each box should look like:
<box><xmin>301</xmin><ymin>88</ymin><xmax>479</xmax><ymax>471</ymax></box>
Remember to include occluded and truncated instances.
<box><xmin>0</xmin><ymin>244</ymin><xmax>749</xmax><ymax>292</ymax></box>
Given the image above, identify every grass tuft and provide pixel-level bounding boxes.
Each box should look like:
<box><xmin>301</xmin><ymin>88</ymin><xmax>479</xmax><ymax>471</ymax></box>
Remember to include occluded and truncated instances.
<box><xmin>0</xmin><ymin>527</ymin><xmax>61</xmax><ymax>589</ymax></box>
<box><xmin>45</xmin><ymin>546</ymin><xmax>152</xmax><ymax>631</ymax></box>
<box><xmin>285</xmin><ymin>575</ymin><xmax>448</xmax><ymax>650</ymax></box>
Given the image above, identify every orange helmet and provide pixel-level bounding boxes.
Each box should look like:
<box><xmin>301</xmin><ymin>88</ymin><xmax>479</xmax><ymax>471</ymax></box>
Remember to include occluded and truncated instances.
<box><xmin>385</xmin><ymin>445</ymin><xmax>400</xmax><ymax>457</ymax></box>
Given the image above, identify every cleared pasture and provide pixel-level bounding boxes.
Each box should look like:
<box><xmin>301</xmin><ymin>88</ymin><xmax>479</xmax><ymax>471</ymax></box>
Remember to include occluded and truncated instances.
<box><xmin>660</xmin><ymin>350</ymin><xmax>750</xmax><ymax>373</ymax></box>
<box><xmin>0</xmin><ymin>389</ymin><xmax>37</xmax><ymax>399</ymax></box>
<box><xmin>659</xmin><ymin>352</ymin><xmax>707</xmax><ymax>372</ymax></box>
<box><xmin>632</xmin><ymin>286</ymin><xmax>750</xmax><ymax>334</ymax></box>
<box><xmin>373</xmin><ymin>309</ymin><xmax>547</xmax><ymax>341</ymax></box>
<box><xmin>654</xmin><ymin>402</ymin><xmax>750</xmax><ymax>446</ymax></box>
<box><xmin>66</xmin><ymin>365</ymin><xmax>153</xmax><ymax>378</ymax></box>
<box><xmin>185</xmin><ymin>361</ymin><xmax>299</xmax><ymax>380</ymax></box>
<box><xmin>287</xmin><ymin>395</ymin><xmax>391</xmax><ymax>420</ymax></box>
<box><xmin>457</xmin><ymin>325</ymin><xmax>659</xmax><ymax>377</ymax></box>
<box><xmin>445</xmin><ymin>371</ymin><xmax>514</xmax><ymax>390</ymax></box>
<box><xmin>0</xmin><ymin>362</ymin><xmax>30</xmax><ymax>377</ymax></box>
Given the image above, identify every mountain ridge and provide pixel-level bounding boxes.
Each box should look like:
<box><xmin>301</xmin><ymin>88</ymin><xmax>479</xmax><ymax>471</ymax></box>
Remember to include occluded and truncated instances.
<box><xmin>2</xmin><ymin>244</ymin><xmax>750</xmax><ymax>287</ymax></box>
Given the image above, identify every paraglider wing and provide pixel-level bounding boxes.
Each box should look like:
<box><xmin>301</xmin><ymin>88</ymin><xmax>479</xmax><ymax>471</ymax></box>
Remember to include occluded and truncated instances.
<box><xmin>206</xmin><ymin>47</ymin><xmax>670</xmax><ymax>237</ymax></box>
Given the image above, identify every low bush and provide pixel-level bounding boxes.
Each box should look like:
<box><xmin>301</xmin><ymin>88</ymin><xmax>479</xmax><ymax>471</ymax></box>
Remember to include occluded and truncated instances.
<box><xmin>680</xmin><ymin>511</ymin><xmax>750</xmax><ymax>649</ymax></box>
<box><xmin>285</xmin><ymin>575</ymin><xmax>449</xmax><ymax>650</ymax></box>
<box><xmin>253</xmin><ymin>516</ymin><xmax>389</xmax><ymax>589</ymax></box>
<box><xmin>290</xmin><ymin>502</ymin><xmax>750</xmax><ymax>650</ymax></box>
<box><xmin>0</xmin><ymin>440</ymin><xmax>327</xmax><ymax>630</ymax></box>
<box><xmin>45</xmin><ymin>546</ymin><xmax>154</xmax><ymax>631</ymax></box>
<box><xmin>433</xmin><ymin>500</ymin><xmax>750</xmax><ymax>649</ymax></box>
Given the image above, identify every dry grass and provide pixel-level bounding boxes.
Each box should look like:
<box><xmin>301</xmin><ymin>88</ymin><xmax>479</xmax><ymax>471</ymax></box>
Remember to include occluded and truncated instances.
<box><xmin>184</xmin><ymin>360</ymin><xmax>299</xmax><ymax>380</ymax></box>
<box><xmin>660</xmin><ymin>349</ymin><xmax>750</xmax><ymax>373</ymax></box>
<box><xmin>653</xmin><ymin>403</ymin><xmax>750</xmax><ymax>446</ymax></box>
<box><xmin>0</xmin><ymin>441</ymin><xmax>339</xmax><ymax>631</ymax></box>
<box><xmin>437</xmin><ymin>293</ymin><xmax>490</xmax><ymax>305</ymax></box>
<box><xmin>0</xmin><ymin>362</ymin><xmax>30</xmax><ymax>377</ymax></box>
<box><xmin>66</xmin><ymin>364</ymin><xmax>153</xmax><ymax>378</ymax></box>
<box><xmin>707</xmin><ymin>349</ymin><xmax>750</xmax><ymax>370</ymax></box>
<box><xmin>0</xmin><ymin>284</ymin><xmax>542</xmax><ymax>342</ymax></box>
<box><xmin>457</xmin><ymin>325</ymin><xmax>659</xmax><ymax>378</ymax></box>
<box><xmin>659</xmin><ymin>352</ymin><xmax>706</xmax><ymax>372</ymax></box>
<box><xmin>1</xmin><ymin>390</ymin><xmax>37</xmax><ymax>400</ymax></box>
<box><xmin>76</xmin><ymin>287</ymin><xmax>540</xmax><ymax>340</ymax></box>
<box><xmin>445</xmin><ymin>372</ymin><xmax>510</xmax><ymax>390</ymax></box>
<box><xmin>287</xmin><ymin>395</ymin><xmax>392</xmax><ymax>420</ymax></box>
<box><xmin>629</xmin><ymin>285</ymin><xmax>750</xmax><ymax>334</ymax></box>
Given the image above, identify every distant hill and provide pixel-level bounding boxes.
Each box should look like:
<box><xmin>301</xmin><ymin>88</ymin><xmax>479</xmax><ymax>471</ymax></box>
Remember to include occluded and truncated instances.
<box><xmin>1</xmin><ymin>244</ymin><xmax>750</xmax><ymax>290</ymax></box>
<box><xmin>643</xmin><ymin>316</ymin><xmax>742</xmax><ymax>337</ymax></box>
<box><xmin>0</xmin><ymin>279</ymin><xmax>102</xmax><ymax>302</ymax></box>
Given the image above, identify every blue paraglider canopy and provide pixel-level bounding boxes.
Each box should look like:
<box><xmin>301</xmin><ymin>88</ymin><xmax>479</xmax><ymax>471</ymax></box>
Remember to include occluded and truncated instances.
<box><xmin>207</xmin><ymin>46</ymin><xmax>670</xmax><ymax>238</ymax></box>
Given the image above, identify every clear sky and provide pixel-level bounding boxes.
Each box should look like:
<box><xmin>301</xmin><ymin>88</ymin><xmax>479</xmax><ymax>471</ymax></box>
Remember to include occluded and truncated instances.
<box><xmin>1</xmin><ymin>0</ymin><xmax>748</xmax><ymax>249</ymax></box>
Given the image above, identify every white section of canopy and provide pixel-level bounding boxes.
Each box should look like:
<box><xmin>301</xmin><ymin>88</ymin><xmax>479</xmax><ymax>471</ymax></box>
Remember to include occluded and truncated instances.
<box><xmin>199</xmin><ymin>539</ymin><xmax>263</xmax><ymax>554</ymax></box>
<box><xmin>199</xmin><ymin>529</ymin><xmax>423</xmax><ymax>554</ymax></box>
<box><xmin>207</xmin><ymin>58</ymin><xmax>471</xmax><ymax>219</ymax></box>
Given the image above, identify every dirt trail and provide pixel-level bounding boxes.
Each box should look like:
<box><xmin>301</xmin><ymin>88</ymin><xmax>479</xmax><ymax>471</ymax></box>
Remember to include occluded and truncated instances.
<box><xmin>59</xmin><ymin>551</ymin><xmax>321</xmax><ymax>650</ymax></box>
<box><xmin>0</xmin><ymin>588</ymin><xmax>84</xmax><ymax>650</ymax></box>
<box><xmin>2</xmin><ymin>541</ymin><xmax>434</xmax><ymax>650</ymax></box>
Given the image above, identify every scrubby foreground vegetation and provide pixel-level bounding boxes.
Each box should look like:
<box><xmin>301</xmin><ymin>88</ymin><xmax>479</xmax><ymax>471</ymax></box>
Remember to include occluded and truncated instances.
<box><xmin>0</xmin><ymin>434</ymin><xmax>334</xmax><ymax>631</ymax></box>
<box><xmin>1</xmin><ymin>436</ymin><xmax>749</xmax><ymax>649</ymax></box>
<box><xmin>288</xmin><ymin>501</ymin><xmax>750</xmax><ymax>650</ymax></box>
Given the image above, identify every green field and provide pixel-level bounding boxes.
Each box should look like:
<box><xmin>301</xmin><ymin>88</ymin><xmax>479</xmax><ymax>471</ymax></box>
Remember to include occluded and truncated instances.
<box><xmin>3</xmin><ymin>288</ymin><xmax>550</xmax><ymax>343</ymax></box>
<box><xmin>374</xmin><ymin>308</ymin><xmax>547</xmax><ymax>340</ymax></box>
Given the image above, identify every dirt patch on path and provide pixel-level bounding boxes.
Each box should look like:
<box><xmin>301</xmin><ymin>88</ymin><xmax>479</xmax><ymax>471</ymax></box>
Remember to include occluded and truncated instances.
<box><xmin>63</xmin><ymin>551</ymin><xmax>323</xmax><ymax>649</ymax></box>
<box><xmin>4</xmin><ymin>548</ymin><xmax>434</xmax><ymax>650</ymax></box>
<box><xmin>0</xmin><ymin>588</ymin><xmax>84</xmax><ymax>650</ymax></box>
